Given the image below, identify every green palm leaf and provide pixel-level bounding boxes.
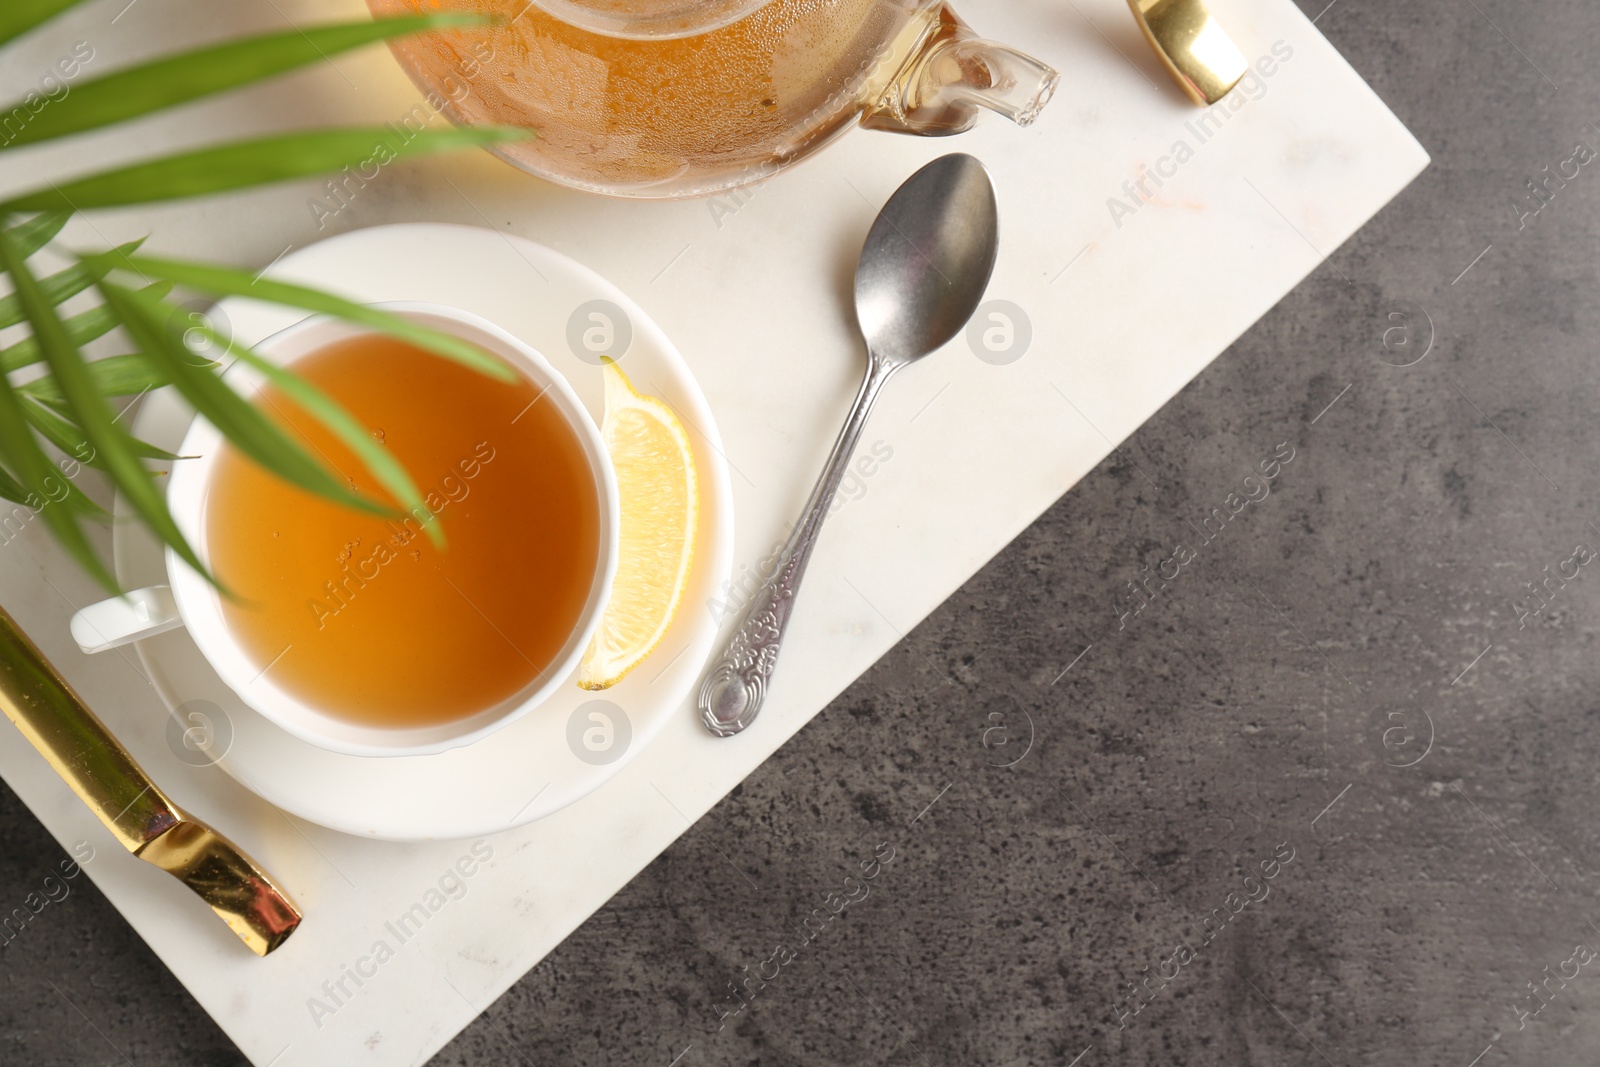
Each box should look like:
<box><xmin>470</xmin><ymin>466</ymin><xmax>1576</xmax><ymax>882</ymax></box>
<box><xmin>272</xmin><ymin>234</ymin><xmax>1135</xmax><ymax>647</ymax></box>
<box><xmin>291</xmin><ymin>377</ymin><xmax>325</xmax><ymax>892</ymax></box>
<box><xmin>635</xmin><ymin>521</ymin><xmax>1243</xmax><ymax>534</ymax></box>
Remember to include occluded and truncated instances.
<box><xmin>2</xmin><ymin>281</ymin><xmax>171</xmax><ymax>372</ymax></box>
<box><xmin>0</xmin><ymin>237</ymin><xmax>145</xmax><ymax>329</ymax></box>
<box><xmin>0</xmin><ymin>15</ymin><xmax>494</xmax><ymax>149</ymax></box>
<box><xmin>5</xmin><ymin>211</ymin><xmax>71</xmax><ymax>258</ymax></box>
<box><xmin>0</xmin><ymin>301</ymin><xmax>110</xmax><ymax>584</ymax></box>
<box><xmin>21</xmin><ymin>351</ymin><xmax>172</xmax><ymax>404</ymax></box>
<box><xmin>0</xmin><ymin>125</ymin><xmax>528</xmax><ymax>214</ymax></box>
<box><xmin>101</xmin><ymin>252</ymin><xmax>516</xmax><ymax>382</ymax></box>
<box><xmin>0</xmin><ymin>0</ymin><xmax>88</xmax><ymax>47</ymax></box>
<box><xmin>0</xmin><ymin>228</ymin><xmax>209</xmax><ymax>587</ymax></box>
<box><xmin>0</xmin><ymin>462</ymin><xmax>33</xmax><ymax>508</ymax></box>
<box><xmin>100</xmin><ymin>280</ymin><xmax>396</xmax><ymax>521</ymax></box>
<box><xmin>20</xmin><ymin>394</ymin><xmax>177</xmax><ymax>467</ymax></box>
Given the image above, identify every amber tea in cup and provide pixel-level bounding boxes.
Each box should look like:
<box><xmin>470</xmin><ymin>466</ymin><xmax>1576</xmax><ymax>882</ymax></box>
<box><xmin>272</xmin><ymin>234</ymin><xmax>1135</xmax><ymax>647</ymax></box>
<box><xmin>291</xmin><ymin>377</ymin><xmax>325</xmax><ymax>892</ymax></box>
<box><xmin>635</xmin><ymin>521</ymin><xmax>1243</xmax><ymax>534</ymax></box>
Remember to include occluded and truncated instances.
<box><xmin>206</xmin><ymin>330</ymin><xmax>601</xmax><ymax>729</ymax></box>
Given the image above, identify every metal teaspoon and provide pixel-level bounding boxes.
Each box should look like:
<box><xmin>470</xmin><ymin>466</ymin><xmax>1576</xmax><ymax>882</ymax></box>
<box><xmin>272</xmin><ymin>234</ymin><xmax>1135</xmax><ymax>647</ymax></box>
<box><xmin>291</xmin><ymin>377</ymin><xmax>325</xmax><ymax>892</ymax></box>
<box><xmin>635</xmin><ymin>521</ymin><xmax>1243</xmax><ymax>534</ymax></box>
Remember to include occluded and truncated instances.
<box><xmin>697</xmin><ymin>153</ymin><xmax>1000</xmax><ymax>737</ymax></box>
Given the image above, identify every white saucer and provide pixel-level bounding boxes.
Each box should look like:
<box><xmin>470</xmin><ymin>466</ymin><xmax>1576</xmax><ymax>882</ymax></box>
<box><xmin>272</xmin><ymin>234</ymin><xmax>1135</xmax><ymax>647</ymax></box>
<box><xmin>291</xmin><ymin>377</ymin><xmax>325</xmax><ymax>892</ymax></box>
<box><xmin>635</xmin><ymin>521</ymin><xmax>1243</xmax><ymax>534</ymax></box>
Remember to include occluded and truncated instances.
<box><xmin>113</xmin><ymin>223</ymin><xmax>734</xmax><ymax>840</ymax></box>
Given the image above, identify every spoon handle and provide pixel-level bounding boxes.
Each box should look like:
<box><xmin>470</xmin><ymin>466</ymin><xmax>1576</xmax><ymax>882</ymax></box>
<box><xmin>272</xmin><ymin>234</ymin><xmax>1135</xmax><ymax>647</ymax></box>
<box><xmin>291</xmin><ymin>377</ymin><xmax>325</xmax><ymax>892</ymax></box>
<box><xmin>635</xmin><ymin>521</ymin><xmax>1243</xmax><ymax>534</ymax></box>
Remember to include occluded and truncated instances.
<box><xmin>698</xmin><ymin>358</ymin><xmax>897</xmax><ymax>736</ymax></box>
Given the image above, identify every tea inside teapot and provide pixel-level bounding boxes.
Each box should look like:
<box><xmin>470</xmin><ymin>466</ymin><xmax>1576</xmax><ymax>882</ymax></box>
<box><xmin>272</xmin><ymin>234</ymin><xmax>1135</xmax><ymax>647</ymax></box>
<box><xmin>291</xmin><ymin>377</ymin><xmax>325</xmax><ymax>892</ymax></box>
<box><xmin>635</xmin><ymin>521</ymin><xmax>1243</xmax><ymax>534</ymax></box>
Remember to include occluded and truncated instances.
<box><xmin>369</xmin><ymin>0</ymin><xmax>1057</xmax><ymax>198</ymax></box>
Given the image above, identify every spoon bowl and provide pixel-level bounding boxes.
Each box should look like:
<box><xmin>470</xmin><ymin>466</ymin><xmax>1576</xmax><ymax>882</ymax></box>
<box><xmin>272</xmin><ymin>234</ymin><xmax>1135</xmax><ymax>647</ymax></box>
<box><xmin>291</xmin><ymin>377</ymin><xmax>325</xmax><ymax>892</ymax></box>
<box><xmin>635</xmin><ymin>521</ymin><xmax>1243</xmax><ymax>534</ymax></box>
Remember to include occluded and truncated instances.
<box><xmin>855</xmin><ymin>154</ymin><xmax>1000</xmax><ymax>366</ymax></box>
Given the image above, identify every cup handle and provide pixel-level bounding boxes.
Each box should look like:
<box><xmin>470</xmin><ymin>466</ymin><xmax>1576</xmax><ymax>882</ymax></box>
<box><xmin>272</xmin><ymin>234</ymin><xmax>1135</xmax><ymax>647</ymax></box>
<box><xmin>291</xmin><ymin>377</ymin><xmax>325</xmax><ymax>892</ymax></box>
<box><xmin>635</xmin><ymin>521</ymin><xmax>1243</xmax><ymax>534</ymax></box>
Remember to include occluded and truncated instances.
<box><xmin>70</xmin><ymin>586</ymin><xmax>182</xmax><ymax>654</ymax></box>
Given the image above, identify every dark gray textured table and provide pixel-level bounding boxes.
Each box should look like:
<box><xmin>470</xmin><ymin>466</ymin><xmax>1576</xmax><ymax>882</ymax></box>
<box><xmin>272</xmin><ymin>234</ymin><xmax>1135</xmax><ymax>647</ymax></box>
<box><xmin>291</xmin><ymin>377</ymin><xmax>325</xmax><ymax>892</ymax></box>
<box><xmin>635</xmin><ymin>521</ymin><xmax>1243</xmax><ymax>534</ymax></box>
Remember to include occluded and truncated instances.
<box><xmin>6</xmin><ymin>1</ymin><xmax>1598</xmax><ymax>1063</ymax></box>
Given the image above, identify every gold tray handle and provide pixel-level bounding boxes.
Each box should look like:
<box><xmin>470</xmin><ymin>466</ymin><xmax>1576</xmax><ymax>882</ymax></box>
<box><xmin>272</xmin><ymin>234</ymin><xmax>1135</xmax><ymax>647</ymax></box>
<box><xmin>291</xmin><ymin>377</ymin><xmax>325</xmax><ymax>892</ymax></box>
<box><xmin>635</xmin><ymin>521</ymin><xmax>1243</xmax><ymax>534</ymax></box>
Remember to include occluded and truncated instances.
<box><xmin>0</xmin><ymin>605</ymin><xmax>301</xmax><ymax>956</ymax></box>
<box><xmin>1128</xmin><ymin>0</ymin><xmax>1249</xmax><ymax>106</ymax></box>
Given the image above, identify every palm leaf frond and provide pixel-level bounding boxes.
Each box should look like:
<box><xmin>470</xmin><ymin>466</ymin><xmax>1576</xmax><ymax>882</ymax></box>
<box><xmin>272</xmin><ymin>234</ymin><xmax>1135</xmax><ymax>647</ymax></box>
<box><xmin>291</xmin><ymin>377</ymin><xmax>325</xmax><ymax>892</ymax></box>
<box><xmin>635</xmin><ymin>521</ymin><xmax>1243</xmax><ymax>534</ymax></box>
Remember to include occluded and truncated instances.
<box><xmin>20</xmin><ymin>393</ymin><xmax>176</xmax><ymax>468</ymax></box>
<box><xmin>0</xmin><ymin>0</ymin><xmax>90</xmax><ymax>48</ymax></box>
<box><xmin>0</xmin><ymin>15</ymin><xmax>495</xmax><ymax>150</ymax></box>
<box><xmin>20</xmin><ymin>350</ymin><xmax>171</xmax><ymax>404</ymax></box>
<box><xmin>0</xmin><ymin>237</ymin><xmax>145</xmax><ymax>329</ymax></box>
<box><xmin>0</xmin><ymin>229</ymin><xmax>208</xmax><ymax>587</ymax></box>
<box><xmin>101</xmin><ymin>253</ymin><xmax>517</xmax><ymax>382</ymax></box>
<box><xmin>0</xmin><ymin>316</ymin><xmax>109</xmax><ymax>583</ymax></box>
<box><xmin>0</xmin><ymin>125</ymin><xmax>528</xmax><ymax>213</ymax></box>
<box><xmin>5</xmin><ymin>211</ymin><xmax>71</xmax><ymax>258</ymax></box>
<box><xmin>1</xmin><ymin>280</ymin><xmax>171</xmax><ymax>372</ymax></box>
<box><xmin>100</xmin><ymin>280</ymin><xmax>397</xmax><ymax>521</ymax></box>
<box><xmin>0</xmin><ymin>461</ymin><xmax>35</xmax><ymax>507</ymax></box>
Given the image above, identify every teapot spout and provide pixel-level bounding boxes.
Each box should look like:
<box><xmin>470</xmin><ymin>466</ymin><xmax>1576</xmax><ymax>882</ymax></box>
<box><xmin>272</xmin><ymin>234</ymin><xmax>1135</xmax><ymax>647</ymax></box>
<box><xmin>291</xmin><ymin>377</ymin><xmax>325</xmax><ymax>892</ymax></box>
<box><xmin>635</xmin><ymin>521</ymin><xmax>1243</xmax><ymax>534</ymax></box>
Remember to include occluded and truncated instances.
<box><xmin>863</xmin><ymin>4</ymin><xmax>1059</xmax><ymax>137</ymax></box>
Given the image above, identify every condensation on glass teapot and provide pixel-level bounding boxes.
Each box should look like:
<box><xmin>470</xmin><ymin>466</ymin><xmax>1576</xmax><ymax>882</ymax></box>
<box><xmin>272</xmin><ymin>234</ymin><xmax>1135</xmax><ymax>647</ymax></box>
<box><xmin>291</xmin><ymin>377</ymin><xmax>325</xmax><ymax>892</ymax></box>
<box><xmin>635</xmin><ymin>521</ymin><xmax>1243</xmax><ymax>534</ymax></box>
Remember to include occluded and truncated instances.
<box><xmin>367</xmin><ymin>0</ymin><xmax>1059</xmax><ymax>198</ymax></box>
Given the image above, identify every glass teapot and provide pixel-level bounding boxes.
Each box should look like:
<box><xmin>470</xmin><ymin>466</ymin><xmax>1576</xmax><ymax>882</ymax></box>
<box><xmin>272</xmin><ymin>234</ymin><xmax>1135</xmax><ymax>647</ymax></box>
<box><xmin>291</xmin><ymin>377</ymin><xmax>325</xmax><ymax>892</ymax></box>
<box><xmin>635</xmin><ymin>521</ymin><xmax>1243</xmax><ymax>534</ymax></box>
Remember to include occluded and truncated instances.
<box><xmin>366</xmin><ymin>0</ymin><xmax>1060</xmax><ymax>198</ymax></box>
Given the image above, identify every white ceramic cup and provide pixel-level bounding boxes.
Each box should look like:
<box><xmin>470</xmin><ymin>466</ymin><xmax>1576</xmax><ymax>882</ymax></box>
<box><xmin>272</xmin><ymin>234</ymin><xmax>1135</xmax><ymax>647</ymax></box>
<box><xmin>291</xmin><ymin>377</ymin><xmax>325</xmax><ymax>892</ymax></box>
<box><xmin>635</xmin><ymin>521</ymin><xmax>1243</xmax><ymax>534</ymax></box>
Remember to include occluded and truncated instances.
<box><xmin>70</xmin><ymin>302</ymin><xmax>619</xmax><ymax>758</ymax></box>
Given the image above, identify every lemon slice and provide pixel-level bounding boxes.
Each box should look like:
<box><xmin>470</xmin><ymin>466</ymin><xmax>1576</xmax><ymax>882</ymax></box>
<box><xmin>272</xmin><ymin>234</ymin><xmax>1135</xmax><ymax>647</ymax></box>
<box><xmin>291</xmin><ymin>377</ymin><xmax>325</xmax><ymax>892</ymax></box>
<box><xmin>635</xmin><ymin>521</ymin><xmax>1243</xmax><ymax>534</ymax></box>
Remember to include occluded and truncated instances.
<box><xmin>577</xmin><ymin>360</ymin><xmax>699</xmax><ymax>690</ymax></box>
